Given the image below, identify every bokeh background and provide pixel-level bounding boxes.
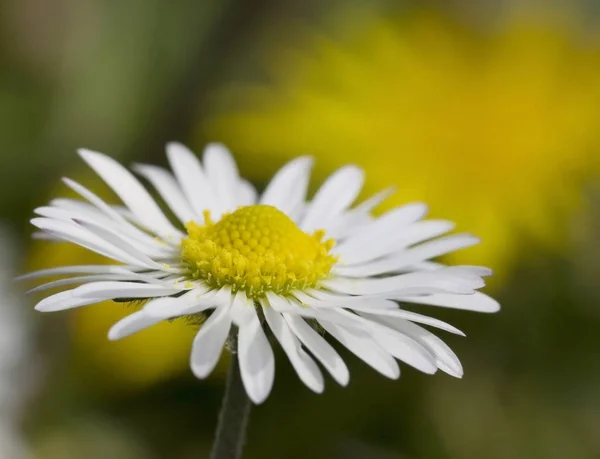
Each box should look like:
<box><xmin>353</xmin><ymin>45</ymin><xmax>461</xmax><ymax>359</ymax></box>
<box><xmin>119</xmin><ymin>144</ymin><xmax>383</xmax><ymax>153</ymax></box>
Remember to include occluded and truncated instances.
<box><xmin>2</xmin><ymin>0</ymin><xmax>600</xmax><ymax>458</ymax></box>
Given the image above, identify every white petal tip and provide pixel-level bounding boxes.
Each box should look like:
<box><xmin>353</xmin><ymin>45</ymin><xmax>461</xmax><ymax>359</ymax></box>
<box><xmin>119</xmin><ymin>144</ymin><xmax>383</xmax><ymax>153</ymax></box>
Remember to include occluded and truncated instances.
<box><xmin>107</xmin><ymin>326</ymin><xmax>124</xmax><ymax>341</ymax></box>
<box><xmin>309</xmin><ymin>385</ymin><xmax>325</xmax><ymax>394</ymax></box>
<box><xmin>77</xmin><ymin>148</ymin><xmax>100</xmax><ymax>160</ymax></box>
<box><xmin>478</xmin><ymin>297</ymin><xmax>501</xmax><ymax>313</ymax></box>
<box><xmin>295</xmin><ymin>155</ymin><xmax>314</xmax><ymax>168</ymax></box>
<box><xmin>337</xmin><ymin>370</ymin><xmax>350</xmax><ymax>387</ymax></box>
<box><xmin>204</xmin><ymin>142</ymin><xmax>229</xmax><ymax>153</ymax></box>
<box><xmin>166</xmin><ymin>142</ymin><xmax>192</xmax><ymax>156</ymax></box>
<box><xmin>248</xmin><ymin>392</ymin><xmax>269</xmax><ymax>405</ymax></box>
<box><xmin>190</xmin><ymin>364</ymin><xmax>213</xmax><ymax>380</ymax></box>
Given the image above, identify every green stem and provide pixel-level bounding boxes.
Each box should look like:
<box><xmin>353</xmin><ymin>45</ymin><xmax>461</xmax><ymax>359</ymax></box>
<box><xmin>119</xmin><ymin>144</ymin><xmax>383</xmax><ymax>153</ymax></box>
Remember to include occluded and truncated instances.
<box><xmin>209</xmin><ymin>349</ymin><xmax>251</xmax><ymax>459</ymax></box>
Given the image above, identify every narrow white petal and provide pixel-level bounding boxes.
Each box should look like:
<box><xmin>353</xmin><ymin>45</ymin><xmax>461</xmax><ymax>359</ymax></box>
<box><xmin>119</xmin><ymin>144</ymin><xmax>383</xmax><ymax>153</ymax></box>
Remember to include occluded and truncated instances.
<box><xmin>396</xmin><ymin>291</ymin><xmax>500</xmax><ymax>313</ymax></box>
<box><xmin>36</xmin><ymin>203</ymin><xmax>175</xmax><ymax>259</ymax></box>
<box><xmin>203</xmin><ymin>143</ymin><xmax>240</xmax><ymax>214</ymax></box>
<box><xmin>32</xmin><ymin>231</ymin><xmax>59</xmax><ymax>240</ymax></box>
<box><xmin>319</xmin><ymin>318</ymin><xmax>400</xmax><ymax>379</ymax></box>
<box><xmin>190</xmin><ymin>302</ymin><xmax>233</xmax><ymax>378</ymax></box>
<box><xmin>238</xmin><ymin>307</ymin><xmax>275</xmax><ymax>404</ymax></box>
<box><xmin>16</xmin><ymin>265</ymin><xmax>140</xmax><ymax>281</ymax></box>
<box><xmin>108</xmin><ymin>310</ymin><xmax>163</xmax><ymax>340</ymax></box>
<box><xmin>34</xmin><ymin>289</ymin><xmax>101</xmax><ymax>312</ymax></box>
<box><xmin>75</xmin><ymin>220</ymin><xmax>164</xmax><ymax>270</ymax></box>
<box><xmin>262</xmin><ymin>303</ymin><xmax>324</xmax><ymax>393</ymax></box>
<box><xmin>260</xmin><ymin>156</ymin><xmax>313</xmax><ymax>219</ymax></box>
<box><xmin>352</xmin><ymin>187</ymin><xmax>396</xmax><ymax>214</ymax></box>
<box><xmin>31</xmin><ymin>217</ymin><xmax>148</xmax><ymax>267</ymax></box>
<box><xmin>73</xmin><ymin>281</ymin><xmax>182</xmax><ymax>299</ymax></box>
<box><xmin>363</xmin><ymin>234</ymin><xmax>480</xmax><ymax>272</ymax></box>
<box><xmin>133</xmin><ymin>163</ymin><xmax>196</xmax><ymax>224</ymax></box>
<box><xmin>325</xmin><ymin>187</ymin><xmax>395</xmax><ymax>239</ymax></box>
<box><xmin>27</xmin><ymin>272</ymin><xmax>165</xmax><ymax>294</ymax></box>
<box><xmin>166</xmin><ymin>142</ymin><xmax>217</xmax><ymax>219</ymax></box>
<box><xmin>60</xmin><ymin>179</ymin><xmax>166</xmax><ymax>248</ymax></box>
<box><xmin>293</xmin><ymin>290</ymin><xmax>397</xmax><ymax>310</ymax></box>
<box><xmin>333</xmin><ymin>204</ymin><xmax>430</xmax><ymax>263</ymax></box>
<box><xmin>347</xmin><ymin>305</ymin><xmax>465</xmax><ymax>335</ymax></box>
<box><xmin>318</xmin><ymin>308</ymin><xmax>437</xmax><ymax>374</ymax></box>
<box><xmin>77</xmin><ymin>149</ymin><xmax>181</xmax><ymax>240</ymax></box>
<box><xmin>322</xmin><ymin>270</ymin><xmax>484</xmax><ymax>296</ymax></box>
<box><xmin>229</xmin><ymin>291</ymin><xmax>256</xmax><ymax>327</ymax></box>
<box><xmin>362</xmin><ymin>313</ymin><xmax>463</xmax><ymax>377</ymax></box>
<box><xmin>238</xmin><ymin>180</ymin><xmax>258</xmax><ymax>207</ymax></box>
<box><xmin>301</xmin><ymin>165</ymin><xmax>364</xmax><ymax>233</ymax></box>
<box><xmin>333</xmin><ymin>220</ymin><xmax>455</xmax><ymax>270</ymax></box>
<box><xmin>442</xmin><ymin>265</ymin><xmax>493</xmax><ymax>278</ymax></box>
<box><xmin>283</xmin><ymin>313</ymin><xmax>349</xmax><ymax>386</ymax></box>
<box><xmin>143</xmin><ymin>286</ymin><xmax>229</xmax><ymax>319</ymax></box>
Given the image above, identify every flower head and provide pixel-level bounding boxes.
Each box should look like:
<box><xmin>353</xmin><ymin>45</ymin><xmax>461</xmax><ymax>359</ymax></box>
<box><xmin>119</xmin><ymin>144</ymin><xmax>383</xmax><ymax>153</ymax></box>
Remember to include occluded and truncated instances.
<box><xmin>206</xmin><ymin>12</ymin><xmax>600</xmax><ymax>280</ymax></box>
<box><xmin>23</xmin><ymin>143</ymin><xmax>499</xmax><ymax>403</ymax></box>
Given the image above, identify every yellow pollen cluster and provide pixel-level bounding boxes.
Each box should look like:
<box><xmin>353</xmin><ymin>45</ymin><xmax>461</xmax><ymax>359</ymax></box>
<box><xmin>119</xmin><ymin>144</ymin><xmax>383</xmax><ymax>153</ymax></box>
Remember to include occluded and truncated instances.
<box><xmin>181</xmin><ymin>205</ymin><xmax>337</xmax><ymax>299</ymax></box>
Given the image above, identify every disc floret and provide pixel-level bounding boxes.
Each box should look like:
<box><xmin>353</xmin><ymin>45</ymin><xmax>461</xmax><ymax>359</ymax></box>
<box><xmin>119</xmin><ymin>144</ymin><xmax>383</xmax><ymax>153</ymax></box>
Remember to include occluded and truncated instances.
<box><xmin>181</xmin><ymin>205</ymin><xmax>336</xmax><ymax>299</ymax></box>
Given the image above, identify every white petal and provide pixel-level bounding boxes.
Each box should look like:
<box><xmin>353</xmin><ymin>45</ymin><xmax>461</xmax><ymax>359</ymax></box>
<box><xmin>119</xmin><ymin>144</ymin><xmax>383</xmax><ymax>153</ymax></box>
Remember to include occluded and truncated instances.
<box><xmin>322</xmin><ymin>270</ymin><xmax>484</xmax><ymax>296</ymax></box>
<box><xmin>34</xmin><ymin>207</ymin><xmax>171</xmax><ymax>258</ymax></box>
<box><xmin>347</xmin><ymin>305</ymin><xmax>465</xmax><ymax>335</ymax></box>
<box><xmin>237</xmin><ymin>306</ymin><xmax>275</xmax><ymax>404</ymax></box>
<box><xmin>143</xmin><ymin>286</ymin><xmax>229</xmax><ymax>319</ymax></box>
<box><xmin>36</xmin><ymin>204</ymin><xmax>174</xmax><ymax>259</ymax></box>
<box><xmin>203</xmin><ymin>143</ymin><xmax>240</xmax><ymax>214</ymax></box>
<box><xmin>318</xmin><ymin>308</ymin><xmax>437</xmax><ymax>374</ymax></box>
<box><xmin>362</xmin><ymin>234</ymin><xmax>480</xmax><ymax>273</ymax></box>
<box><xmin>16</xmin><ymin>265</ymin><xmax>139</xmax><ymax>281</ymax></box>
<box><xmin>333</xmin><ymin>220</ymin><xmax>455</xmax><ymax>271</ymax></box>
<box><xmin>262</xmin><ymin>303</ymin><xmax>324</xmax><ymax>393</ymax></box>
<box><xmin>293</xmin><ymin>290</ymin><xmax>397</xmax><ymax>310</ymax></box>
<box><xmin>190</xmin><ymin>301</ymin><xmax>233</xmax><ymax>378</ymax></box>
<box><xmin>166</xmin><ymin>142</ymin><xmax>217</xmax><ymax>219</ymax></box>
<box><xmin>352</xmin><ymin>187</ymin><xmax>396</xmax><ymax>214</ymax></box>
<box><xmin>332</xmin><ymin>204</ymin><xmax>430</xmax><ymax>263</ymax></box>
<box><xmin>363</xmin><ymin>313</ymin><xmax>463</xmax><ymax>377</ymax></box>
<box><xmin>300</xmin><ymin>165</ymin><xmax>364</xmax><ymax>233</ymax></box>
<box><xmin>396</xmin><ymin>291</ymin><xmax>500</xmax><ymax>313</ymax></box>
<box><xmin>283</xmin><ymin>313</ymin><xmax>349</xmax><ymax>386</ymax></box>
<box><xmin>108</xmin><ymin>310</ymin><xmax>164</xmax><ymax>340</ymax></box>
<box><xmin>441</xmin><ymin>265</ymin><xmax>493</xmax><ymax>278</ymax></box>
<box><xmin>228</xmin><ymin>291</ymin><xmax>256</xmax><ymax>327</ymax></box>
<box><xmin>132</xmin><ymin>163</ymin><xmax>196</xmax><ymax>224</ymax></box>
<box><xmin>260</xmin><ymin>156</ymin><xmax>313</xmax><ymax>219</ymax></box>
<box><xmin>318</xmin><ymin>318</ymin><xmax>400</xmax><ymax>379</ymax></box>
<box><xmin>75</xmin><ymin>219</ymin><xmax>164</xmax><ymax>270</ymax></box>
<box><xmin>238</xmin><ymin>180</ymin><xmax>258</xmax><ymax>206</ymax></box>
<box><xmin>31</xmin><ymin>217</ymin><xmax>147</xmax><ymax>267</ymax></box>
<box><xmin>77</xmin><ymin>149</ymin><xmax>181</xmax><ymax>240</ymax></box>
<box><xmin>325</xmin><ymin>187</ymin><xmax>395</xmax><ymax>239</ymax></box>
<box><xmin>60</xmin><ymin>179</ymin><xmax>174</xmax><ymax>250</ymax></box>
<box><xmin>32</xmin><ymin>231</ymin><xmax>59</xmax><ymax>240</ymax></box>
<box><xmin>72</xmin><ymin>281</ymin><xmax>182</xmax><ymax>299</ymax></box>
<box><xmin>34</xmin><ymin>289</ymin><xmax>101</xmax><ymax>312</ymax></box>
<box><xmin>27</xmin><ymin>272</ymin><xmax>165</xmax><ymax>294</ymax></box>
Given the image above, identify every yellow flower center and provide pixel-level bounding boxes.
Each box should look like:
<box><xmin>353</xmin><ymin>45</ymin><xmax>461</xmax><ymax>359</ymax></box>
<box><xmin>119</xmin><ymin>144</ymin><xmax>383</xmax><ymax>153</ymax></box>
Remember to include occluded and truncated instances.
<box><xmin>181</xmin><ymin>205</ymin><xmax>336</xmax><ymax>299</ymax></box>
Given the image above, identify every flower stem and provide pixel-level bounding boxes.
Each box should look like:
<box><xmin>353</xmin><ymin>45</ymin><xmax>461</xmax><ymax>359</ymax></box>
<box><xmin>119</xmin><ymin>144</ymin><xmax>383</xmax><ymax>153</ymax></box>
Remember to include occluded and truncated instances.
<box><xmin>210</xmin><ymin>349</ymin><xmax>251</xmax><ymax>459</ymax></box>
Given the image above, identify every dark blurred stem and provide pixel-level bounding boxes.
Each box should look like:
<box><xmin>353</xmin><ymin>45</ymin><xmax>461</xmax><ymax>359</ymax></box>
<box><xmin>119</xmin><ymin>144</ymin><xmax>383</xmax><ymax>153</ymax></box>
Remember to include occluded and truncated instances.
<box><xmin>210</xmin><ymin>348</ymin><xmax>251</xmax><ymax>459</ymax></box>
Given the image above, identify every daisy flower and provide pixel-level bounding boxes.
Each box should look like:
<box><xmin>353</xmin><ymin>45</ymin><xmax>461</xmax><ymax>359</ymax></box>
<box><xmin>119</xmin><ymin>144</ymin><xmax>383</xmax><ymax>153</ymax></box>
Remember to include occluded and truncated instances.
<box><xmin>23</xmin><ymin>143</ymin><xmax>499</xmax><ymax>404</ymax></box>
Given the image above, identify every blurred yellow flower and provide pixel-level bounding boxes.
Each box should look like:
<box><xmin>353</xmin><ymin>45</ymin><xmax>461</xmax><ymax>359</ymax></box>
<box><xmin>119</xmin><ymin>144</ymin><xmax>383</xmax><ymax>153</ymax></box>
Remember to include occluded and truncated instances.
<box><xmin>205</xmin><ymin>12</ymin><xmax>600</xmax><ymax>282</ymax></box>
<box><xmin>27</xmin><ymin>177</ymin><xmax>198</xmax><ymax>392</ymax></box>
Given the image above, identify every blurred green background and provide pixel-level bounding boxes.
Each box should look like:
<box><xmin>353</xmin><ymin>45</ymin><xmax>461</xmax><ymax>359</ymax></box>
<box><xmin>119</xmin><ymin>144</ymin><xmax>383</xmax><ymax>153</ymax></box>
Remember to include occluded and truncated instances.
<box><xmin>2</xmin><ymin>0</ymin><xmax>600</xmax><ymax>458</ymax></box>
